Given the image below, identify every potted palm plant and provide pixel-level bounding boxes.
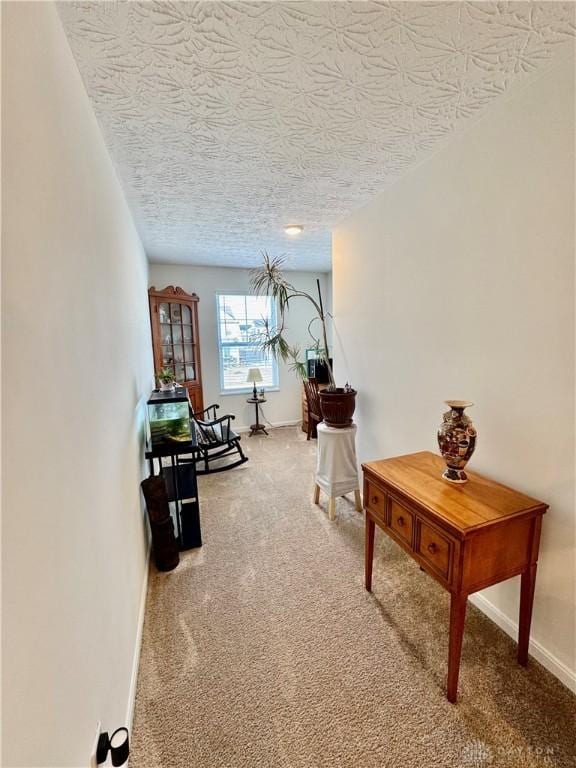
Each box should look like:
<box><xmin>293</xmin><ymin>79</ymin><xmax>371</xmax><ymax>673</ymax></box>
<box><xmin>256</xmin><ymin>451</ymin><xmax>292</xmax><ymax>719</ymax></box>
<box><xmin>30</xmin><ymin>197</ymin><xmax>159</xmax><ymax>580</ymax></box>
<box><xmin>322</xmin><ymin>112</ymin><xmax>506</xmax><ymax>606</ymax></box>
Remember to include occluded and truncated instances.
<box><xmin>250</xmin><ymin>253</ymin><xmax>356</xmax><ymax>428</ymax></box>
<box><xmin>156</xmin><ymin>367</ymin><xmax>175</xmax><ymax>392</ymax></box>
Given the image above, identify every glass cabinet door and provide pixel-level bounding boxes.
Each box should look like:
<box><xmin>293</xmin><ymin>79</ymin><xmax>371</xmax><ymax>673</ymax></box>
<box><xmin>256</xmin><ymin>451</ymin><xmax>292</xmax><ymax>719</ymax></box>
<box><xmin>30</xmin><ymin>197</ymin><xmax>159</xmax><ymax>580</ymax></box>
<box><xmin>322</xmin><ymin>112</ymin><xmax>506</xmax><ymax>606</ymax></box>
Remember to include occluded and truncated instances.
<box><xmin>156</xmin><ymin>300</ymin><xmax>198</xmax><ymax>384</ymax></box>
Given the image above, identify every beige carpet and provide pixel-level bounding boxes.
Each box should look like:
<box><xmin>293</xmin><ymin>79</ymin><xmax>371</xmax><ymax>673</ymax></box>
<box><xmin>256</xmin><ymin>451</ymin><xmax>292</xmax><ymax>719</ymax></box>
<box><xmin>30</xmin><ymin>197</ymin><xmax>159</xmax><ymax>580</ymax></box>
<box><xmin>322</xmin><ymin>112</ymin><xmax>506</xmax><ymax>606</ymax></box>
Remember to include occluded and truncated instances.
<box><xmin>131</xmin><ymin>427</ymin><xmax>575</xmax><ymax>768</ymax></box>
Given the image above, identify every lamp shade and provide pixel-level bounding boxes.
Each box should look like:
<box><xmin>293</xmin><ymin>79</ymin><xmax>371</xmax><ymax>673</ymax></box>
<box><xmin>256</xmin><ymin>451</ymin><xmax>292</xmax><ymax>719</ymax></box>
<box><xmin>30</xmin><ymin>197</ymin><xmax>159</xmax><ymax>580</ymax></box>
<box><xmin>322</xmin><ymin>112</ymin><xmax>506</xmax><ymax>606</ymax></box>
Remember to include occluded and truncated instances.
<box><xmin>246</xmin><ymin>368</ymin><xmax>263</xmax><ymax>384</ymax></box>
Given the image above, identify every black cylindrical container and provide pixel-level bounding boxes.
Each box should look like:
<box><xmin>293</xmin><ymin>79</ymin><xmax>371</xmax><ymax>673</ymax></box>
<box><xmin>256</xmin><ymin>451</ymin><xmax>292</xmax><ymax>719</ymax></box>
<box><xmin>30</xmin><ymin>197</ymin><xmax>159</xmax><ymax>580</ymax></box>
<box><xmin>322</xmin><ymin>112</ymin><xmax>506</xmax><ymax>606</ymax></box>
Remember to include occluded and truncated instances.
<box><xmin>141</xmin><ymin>476</ymin><xmax>180</xmax><ymax>571</ymax></box>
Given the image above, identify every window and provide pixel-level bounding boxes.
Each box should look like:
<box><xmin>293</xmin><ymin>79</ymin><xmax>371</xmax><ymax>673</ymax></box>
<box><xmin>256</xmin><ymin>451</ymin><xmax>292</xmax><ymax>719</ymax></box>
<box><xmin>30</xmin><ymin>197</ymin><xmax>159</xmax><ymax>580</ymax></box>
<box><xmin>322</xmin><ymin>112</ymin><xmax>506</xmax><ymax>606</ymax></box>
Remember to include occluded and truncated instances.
<box><xmin>216</xmin><ymin>294</ymin><xmax>278</xmax><ymax>393</ymax></box>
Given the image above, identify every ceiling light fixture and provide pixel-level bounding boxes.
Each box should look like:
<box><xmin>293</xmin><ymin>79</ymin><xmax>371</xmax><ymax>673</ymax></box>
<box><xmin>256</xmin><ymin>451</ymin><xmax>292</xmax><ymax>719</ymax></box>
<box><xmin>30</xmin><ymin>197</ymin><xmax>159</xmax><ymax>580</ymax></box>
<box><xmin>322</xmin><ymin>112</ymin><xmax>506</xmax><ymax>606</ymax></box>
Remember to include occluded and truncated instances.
<box><xmin>284</xmin><ymin>224</ymin><xmax>303</xmax><ymax>236</ymax></box>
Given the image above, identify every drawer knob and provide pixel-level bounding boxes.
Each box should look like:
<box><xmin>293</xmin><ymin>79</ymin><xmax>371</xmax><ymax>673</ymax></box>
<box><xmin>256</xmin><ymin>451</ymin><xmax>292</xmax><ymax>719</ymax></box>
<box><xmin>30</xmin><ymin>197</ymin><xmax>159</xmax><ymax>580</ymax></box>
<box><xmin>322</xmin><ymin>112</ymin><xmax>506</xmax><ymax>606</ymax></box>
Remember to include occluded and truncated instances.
<box><xmin>427</xmin><ymin>543</ymin><xmax>438</xmax><ymax>555</ymax></box>
<box><xmin>397</xmin><ymin>516</ymin><xmax>405</xmax><ymax>526</ymax></box>
<box><xmin>371</xmin><ymin>495</ymin><xmax>379</xmax><ymax>504</ymax></box>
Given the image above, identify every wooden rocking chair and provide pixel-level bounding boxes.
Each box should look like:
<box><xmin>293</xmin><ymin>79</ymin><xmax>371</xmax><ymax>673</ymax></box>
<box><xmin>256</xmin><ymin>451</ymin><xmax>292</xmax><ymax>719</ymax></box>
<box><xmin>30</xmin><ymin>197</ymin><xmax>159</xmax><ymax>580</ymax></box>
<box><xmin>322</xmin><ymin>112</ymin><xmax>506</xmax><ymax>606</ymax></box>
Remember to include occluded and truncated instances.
<box><xmin>186</xmin><ymin>403</ymin><xmax>248</xmax><ymax>475</ymax></box>
<box><xmin>303</xmin><ymin>378</ymin><xmax>323</xmax><ymax>440</ymax></box>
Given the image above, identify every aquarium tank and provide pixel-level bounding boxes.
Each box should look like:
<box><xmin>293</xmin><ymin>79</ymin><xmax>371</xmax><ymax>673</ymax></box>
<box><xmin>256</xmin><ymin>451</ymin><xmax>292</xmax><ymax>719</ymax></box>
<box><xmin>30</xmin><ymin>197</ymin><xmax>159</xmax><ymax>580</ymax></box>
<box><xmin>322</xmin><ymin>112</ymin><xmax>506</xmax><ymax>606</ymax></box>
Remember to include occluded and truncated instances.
<box><xmin>147</xmin><ymin>388</ymin><xmax>192</xmax><ymax>446</ymax></box>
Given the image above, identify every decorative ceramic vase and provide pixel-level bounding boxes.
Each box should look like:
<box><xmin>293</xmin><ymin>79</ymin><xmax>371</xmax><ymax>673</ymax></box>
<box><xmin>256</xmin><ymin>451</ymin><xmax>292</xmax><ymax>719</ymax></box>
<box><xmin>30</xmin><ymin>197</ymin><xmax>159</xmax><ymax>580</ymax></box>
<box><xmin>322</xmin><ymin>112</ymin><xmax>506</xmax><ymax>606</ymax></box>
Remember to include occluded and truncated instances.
<box><xmin>437</xmin><ymin>400</ymin><xmax>477</xmax><ymax>483</ymax></box>
<box><xmin>160</xmin><ymin>381</ymin><xmax>175</xmax><ymax>392</ymax></box>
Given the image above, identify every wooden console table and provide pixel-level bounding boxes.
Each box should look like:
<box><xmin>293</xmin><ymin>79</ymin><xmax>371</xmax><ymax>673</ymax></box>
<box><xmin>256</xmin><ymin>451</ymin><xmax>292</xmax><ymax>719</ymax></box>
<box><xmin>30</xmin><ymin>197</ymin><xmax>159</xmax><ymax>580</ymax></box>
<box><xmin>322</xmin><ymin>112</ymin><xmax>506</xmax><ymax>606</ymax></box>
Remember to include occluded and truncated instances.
<box><xmin>363</xmin><ymin>451</ymin><xmax>547</xmax><ymax>703</ymax></box>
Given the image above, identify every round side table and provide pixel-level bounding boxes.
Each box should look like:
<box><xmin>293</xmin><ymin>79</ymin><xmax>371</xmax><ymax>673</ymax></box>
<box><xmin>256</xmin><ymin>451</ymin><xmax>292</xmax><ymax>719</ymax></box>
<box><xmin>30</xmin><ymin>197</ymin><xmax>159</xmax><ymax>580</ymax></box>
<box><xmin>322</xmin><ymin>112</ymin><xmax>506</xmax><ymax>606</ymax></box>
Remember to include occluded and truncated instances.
<box><xmin>246</xmin><ymin>396</ymin><xmax>268</xmax><ymax>436</ymax></box>
<box><xmin>314</xmin><ymin>422</ymin><xmax>362</xmax><ymax>521</ymax></box>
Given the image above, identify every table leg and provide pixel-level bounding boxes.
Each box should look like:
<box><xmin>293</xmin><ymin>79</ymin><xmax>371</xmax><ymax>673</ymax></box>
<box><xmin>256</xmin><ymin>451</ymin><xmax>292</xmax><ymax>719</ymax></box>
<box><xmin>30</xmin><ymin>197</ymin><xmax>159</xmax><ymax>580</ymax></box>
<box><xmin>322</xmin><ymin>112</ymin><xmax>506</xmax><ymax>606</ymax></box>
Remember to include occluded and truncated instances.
<box><xmin>518</xmin><ymin>563</ymin><xmax>537</xmax><ymax>666</ymax></box>
<box><xmin>313</xmin><ymin>484</ymin><xmax>320</xmax><ymax>505</ymax></box>
<box><xmin>365</xmin><ymin>515</ymin><xmax>375</xmax><ymax>592</ymax></box>
<box><xmin>354</xmin><ymin>489</ymin><xmax>362</xmax><ymax>512</ymax></box>
<box><xmin>170</xmin><ymin>455</ymin><xmax>183</xmax><ymax>546</ymax></box>
<box><xmin>447</xmin><ymin>592</ymin><xmax>468</xmax><ymax>703</ymax></box>
<box><xmin>328</xmin><ymin>497</ymin><xmax>336</xmax><ymax>521</ymax></box>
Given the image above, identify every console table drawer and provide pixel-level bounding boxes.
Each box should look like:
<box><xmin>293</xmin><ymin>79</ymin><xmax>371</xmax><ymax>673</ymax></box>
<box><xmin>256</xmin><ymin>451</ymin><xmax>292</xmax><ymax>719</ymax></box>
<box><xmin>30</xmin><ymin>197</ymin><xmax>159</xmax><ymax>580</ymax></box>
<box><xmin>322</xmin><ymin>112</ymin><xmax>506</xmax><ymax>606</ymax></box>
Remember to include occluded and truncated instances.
<box><xmin>365</xmin><ymin>481</ymin><xmax>386</xmax><ymax>522</ymax></box>
<box><xmin>417</xmin><ymin>520</ymin><xmax>453</xmax><ymax>582</ymax></box>
<box><xmin>388</xmin><ymin>498</ymin><xmax>413</xmax><ymax>546</ymax></box>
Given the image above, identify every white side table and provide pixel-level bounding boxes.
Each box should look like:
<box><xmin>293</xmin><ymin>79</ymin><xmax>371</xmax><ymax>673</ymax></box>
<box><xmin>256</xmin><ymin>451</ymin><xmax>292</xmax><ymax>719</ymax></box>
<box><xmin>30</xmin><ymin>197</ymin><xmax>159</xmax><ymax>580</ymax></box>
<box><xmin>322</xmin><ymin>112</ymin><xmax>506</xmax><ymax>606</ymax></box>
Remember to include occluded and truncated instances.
<box><xmin>314</xmin><ymin>422</ymin><xmax>362</xmax><ymax>521</ymax></box>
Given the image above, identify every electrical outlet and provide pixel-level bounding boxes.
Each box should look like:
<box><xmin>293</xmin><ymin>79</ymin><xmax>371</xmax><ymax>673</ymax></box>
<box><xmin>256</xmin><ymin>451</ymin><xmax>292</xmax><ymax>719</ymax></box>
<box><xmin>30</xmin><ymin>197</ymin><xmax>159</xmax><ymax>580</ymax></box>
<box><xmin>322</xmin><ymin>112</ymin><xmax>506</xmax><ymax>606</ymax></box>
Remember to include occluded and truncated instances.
<box><xmin>89</xmin><ymin>721</ymin><xmax>102</xmax><ymax>768</ymax></box>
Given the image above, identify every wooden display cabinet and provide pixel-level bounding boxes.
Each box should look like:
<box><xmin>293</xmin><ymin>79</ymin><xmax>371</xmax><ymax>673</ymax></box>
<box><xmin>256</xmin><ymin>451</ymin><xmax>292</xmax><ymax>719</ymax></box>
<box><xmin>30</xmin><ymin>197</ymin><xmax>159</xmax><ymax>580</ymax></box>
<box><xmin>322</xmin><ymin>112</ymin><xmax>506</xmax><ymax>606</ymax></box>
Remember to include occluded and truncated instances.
<box><xmin>148</xmin><ymin>286</ymin><xmax>204</xmax><ymax>414</ymax></box>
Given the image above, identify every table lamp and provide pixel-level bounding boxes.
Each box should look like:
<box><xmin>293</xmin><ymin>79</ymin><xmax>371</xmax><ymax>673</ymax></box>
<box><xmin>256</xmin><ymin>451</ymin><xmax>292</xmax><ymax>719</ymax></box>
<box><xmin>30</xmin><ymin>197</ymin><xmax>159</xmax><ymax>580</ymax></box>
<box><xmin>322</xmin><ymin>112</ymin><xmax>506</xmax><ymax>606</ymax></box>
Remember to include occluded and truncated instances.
<box><xmin>246</xmin><ymin>368</ymin><xmax>263</xmax><ymax>398</ymax></box>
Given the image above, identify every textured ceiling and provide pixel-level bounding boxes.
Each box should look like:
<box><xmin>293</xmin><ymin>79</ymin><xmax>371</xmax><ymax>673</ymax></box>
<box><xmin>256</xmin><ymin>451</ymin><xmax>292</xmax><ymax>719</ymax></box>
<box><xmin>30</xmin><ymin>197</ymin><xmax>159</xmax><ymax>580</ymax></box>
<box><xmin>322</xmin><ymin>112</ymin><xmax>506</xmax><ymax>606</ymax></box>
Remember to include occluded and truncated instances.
<box><xmin>59</xmin><ymin>1</ymin><xmax>575</xmax><ymax>271</ymax></box>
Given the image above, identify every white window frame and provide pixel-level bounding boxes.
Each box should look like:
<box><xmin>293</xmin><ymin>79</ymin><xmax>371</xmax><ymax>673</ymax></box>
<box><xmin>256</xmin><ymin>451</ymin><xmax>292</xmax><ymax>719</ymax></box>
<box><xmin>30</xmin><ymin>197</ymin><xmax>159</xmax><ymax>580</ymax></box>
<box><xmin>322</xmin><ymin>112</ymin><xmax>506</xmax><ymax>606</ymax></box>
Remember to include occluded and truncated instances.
<box><xmin>216</xmin><ymin>292</ymin><xmax>280</xmax><ymax>395</ymax></box>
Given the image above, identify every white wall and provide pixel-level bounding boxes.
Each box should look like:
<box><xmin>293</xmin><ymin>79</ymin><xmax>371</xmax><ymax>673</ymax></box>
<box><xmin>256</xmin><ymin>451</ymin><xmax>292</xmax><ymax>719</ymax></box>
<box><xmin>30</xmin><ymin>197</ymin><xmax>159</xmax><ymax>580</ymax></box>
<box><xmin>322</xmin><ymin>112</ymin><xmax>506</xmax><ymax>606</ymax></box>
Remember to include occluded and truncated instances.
<box><xmin>2</xmin><ymin>3</ymin><xmax>153</xmax><ymax>766</ymax></box>
<box><xmin>332</xmin><ymin>54</ymin><xmax>575</xmax><ymax>689</ymax></box>
<box><xmin>324</xmin><ymin>271</ymin><xmax>333</xmax><ymax>349</ymax></box>
<box><xmin>148</xmin><ymin>264</ymin><xmax>332</xmax><ymax>429</ymax></box>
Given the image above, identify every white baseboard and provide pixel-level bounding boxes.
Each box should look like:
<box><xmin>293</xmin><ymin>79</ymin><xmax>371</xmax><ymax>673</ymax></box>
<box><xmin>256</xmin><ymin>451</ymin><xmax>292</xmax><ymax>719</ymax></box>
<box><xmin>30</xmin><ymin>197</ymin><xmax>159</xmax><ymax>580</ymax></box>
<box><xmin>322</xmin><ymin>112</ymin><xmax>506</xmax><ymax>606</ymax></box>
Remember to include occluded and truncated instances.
<box><xmin>126</xmin><ymin>542</ymin><xmax>151</xmax><ymax>733</ymax></box>
<box><xmin>469</xmin><ymin>592</ymin><xmax>576</xmax><ymax>693</ymax></box>
<box><xmin>236</xmin><ymin>419</ymin><xmax>301</xmax><ymax>433</ymax></box>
